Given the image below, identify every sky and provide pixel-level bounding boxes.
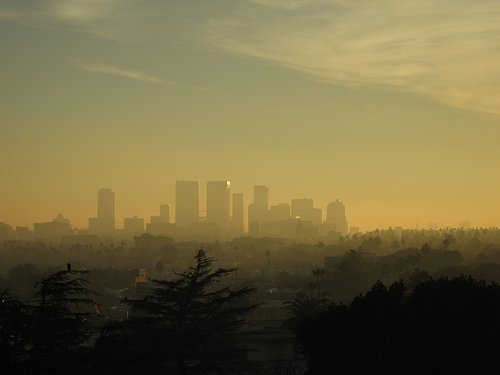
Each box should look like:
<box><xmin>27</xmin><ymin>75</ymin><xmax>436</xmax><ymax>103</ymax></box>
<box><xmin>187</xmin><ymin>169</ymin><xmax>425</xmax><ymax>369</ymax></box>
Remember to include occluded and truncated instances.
<box><xmin>1</xmin><ymin>0</ymin><xmax>499</xmax><ymax>232</ymax></box>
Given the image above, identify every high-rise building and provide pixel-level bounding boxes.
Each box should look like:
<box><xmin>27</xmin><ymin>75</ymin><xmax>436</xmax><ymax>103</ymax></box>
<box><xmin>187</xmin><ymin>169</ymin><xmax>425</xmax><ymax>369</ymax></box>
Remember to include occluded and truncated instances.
<box><xmin>147</xmin><ymin>205</ymin><xmax>177</xmax><ymax>236</ymax></box>
<box><xmin>206</xmin><ymin>181</ymin><xmax>230</xmax><ymax>235</ymax></box>
<box><xmin>124</xmin><ymin>216</ymin><xmax>144</xmax><ymax>234</ymax></box>
<box><xmin>175</xmin><ymin>181</ymin><xmax>199</xmax><ymax>227</ymax></box>
<box><xmin>326</xmin><ymin>199</ymin><xmax>348</xmax><ymax>235</ymax></box>
<box><xmin>159</xmin><ymin>204</ymin><xmax>170</xmax><ymax>222</ymax></box>
<box><xmin>269</xmin><ymin>203</ymin><xmax>291</xmax><ymax>222</ymax></box>
<box><xmin>151</xmin><ymin>204</ymin><xmax>170</xmax><ymax>224</ymax></box>
<box><xmin>89</xmin><ymin>188</ymin><xmax>115</xmax><ymax>234</ymax></box>
<box><xmin>248</xmin><ymin>185</ymin><xmax>269</xmax><ymax>225</ymax></box>
<box><xmin>291</xmin><ymin>198</ymin><xmax>313</xmax><ymax>218</ymax></box>
<box><xmin>98</xmin><ymin>188</ymin><xmax>114</xmax><ymax>224</ymax></box>
<box><xmin>254</xmin><ymin>186</ymin><xmax>269</xmax><ymax>209</ymax></box>
<box><xmin>291</xmin><ymin>198</ymin><xmax>322</xmax><ymax>225</ymax></box>
<box><xmin>232</xmin><ymin>193</ymin><xmax>245</xmax><ymax>236</ymax></box>
<box><xmin>34</xmin><ymin>213</ymin><xmax>73</xmax><ymax>241</ymax></box>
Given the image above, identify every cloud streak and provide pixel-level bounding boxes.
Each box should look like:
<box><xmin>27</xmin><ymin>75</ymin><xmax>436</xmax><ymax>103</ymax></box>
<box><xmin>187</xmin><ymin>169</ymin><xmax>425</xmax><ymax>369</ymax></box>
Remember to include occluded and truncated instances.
<box><xmin>71</xmin><ymin>59</ymin><xmax>213</xmax><ymax>90</ymax></box>
<box><xmin>72</xmin><ymin>59</ymin><xmax>168</xmax><ymax>84</ymax></box>
<box><xmin>204</xmin><ymin>0</ymin><xmax>500</xmax><ymax>114</ymax></box>
<box><xmin>2</xmin><ymin>1</ymin><xmax>498</xmax><ymax>113</ymax></box>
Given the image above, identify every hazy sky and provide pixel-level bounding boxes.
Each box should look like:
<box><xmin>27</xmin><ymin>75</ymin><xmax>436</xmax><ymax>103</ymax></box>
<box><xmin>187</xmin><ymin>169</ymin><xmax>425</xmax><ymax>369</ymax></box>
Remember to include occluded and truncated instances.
<box><xmin>1</xmin><ymin>0</ymin><xmax>499</xmax><ymax>231</ymax></box>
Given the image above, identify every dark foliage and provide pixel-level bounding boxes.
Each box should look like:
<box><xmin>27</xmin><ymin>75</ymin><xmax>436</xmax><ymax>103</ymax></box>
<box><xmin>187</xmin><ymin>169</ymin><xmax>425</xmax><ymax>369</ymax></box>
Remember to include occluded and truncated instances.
<box><xmin>296</xmin><ymin>276</ymin><xmax>500</xmax><ymax>374</ymax></box>
<box><xmin>29</xmin><ymin>270</ymin><xmax>98</xmax><ymax>374</ymax></box>
<box><xmin>0</xmin><ymin>289</ymin><xmax>30</xmax><ymax>371</ymax></box>
<box><xmin>94</xmin><ymin>249</ymin><xmax>258</xmax><ymax>374</ymax></box>
<box><xmin>282</xmin><ymin>296</ymin><xmax>329</xmax><ymax>330</ymax></box>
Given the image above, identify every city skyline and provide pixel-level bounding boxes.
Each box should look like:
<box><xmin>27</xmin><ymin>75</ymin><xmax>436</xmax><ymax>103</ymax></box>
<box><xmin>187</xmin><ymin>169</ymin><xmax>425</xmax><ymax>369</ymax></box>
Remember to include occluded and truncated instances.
<box><xmin>0</xmin><ymin>184</ymin><xmax>486</xmax><ymax>233</ymax></box>
<box><xmin>1</xmin><ymin>1</ymin><xmax>499</xmax><ymax>232</ymax></box>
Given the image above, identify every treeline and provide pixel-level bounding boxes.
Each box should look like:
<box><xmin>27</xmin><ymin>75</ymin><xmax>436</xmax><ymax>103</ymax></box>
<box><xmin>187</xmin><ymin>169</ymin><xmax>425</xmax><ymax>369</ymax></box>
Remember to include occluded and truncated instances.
<box><xmin>1</xmin><ymin>228</ymin><xmax>499</xmax><ymax>275</ymax></box>
<box><xmin>3</xmin><ymin>252</ymin><xmax>500</xmax><ymax>374</ymax></box>
<box><xmin>0</xmin><ymin>250</ymin><xmax>257</xmax><ymax>375</ymax></box>
<box><xmin>296</xmin><ymin>276</ymin><xmax>500</xmax><ymax>374</ymax></box>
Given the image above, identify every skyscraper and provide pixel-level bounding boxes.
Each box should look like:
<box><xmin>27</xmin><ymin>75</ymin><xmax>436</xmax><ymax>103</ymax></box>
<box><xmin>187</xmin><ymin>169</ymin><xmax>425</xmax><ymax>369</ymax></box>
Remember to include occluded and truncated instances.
<box><xmin>206</xmin><ymin>181</ymin><xmax>230</xmax><ymax>235</ymax></box>
<box><xmin>291</xmin><ymin>198</ymin><xmax>313</xmax><ymax>218</ymax></box>
<box><xmin>150</xmin><ymin>204</ymin><xmax>170</xmax><ymax>224</ymax></box>
<box><xmin>175</xmin><ymin>181</ymin><xmax>199</xmax><ymax>227</ymax></box>
<box><xmin>248</xmin><ymin>185</ymin><xmax>269</xmax><ymax>225</ymax></box>
<box><xmin>232</xmin><ymin>193</ymin><xmax>245</xmax><ymax>236</ymax></box>
<box><xmin>291</xmin><ymin>198</ymin><xmax>322</xmax><ymax>224</ymax></box>
<box><xmin>124</xmin><ymin>216</ymin><xmax>144</xmax><ymax>234</ymax></box>
<box><xmin>89</xmin><ymin>188</ymin><xmax>115</xmax><ymax>234</ymax></box>
<box><xmin>326</xmin><ymin>199</ymin><xmax>348</xmax><ymax>235</ymax></box>
<box><xmin>159</xmin><ymin>204</ymin><xmax>170</xmax><ymax>222</ymax></box>
<box><xmin>254</xmin><ymin>186</ymin><xmax>269</xmax><ymax>209</ymax></box>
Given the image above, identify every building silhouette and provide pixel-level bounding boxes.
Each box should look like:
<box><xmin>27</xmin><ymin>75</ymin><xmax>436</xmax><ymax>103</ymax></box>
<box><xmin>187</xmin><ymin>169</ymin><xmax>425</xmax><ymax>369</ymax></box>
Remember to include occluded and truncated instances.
<box><xmin>150</xmin><ymin>204</ymin><xmax>170</xmax><ymax>224</ymax></box>
<box><xmin>291</xmin><ymin>198</ymin><xmax>322</xmax><ymax>225</ymax></box>
<box><xmin>124</xmin><ymin>216</ymin><xmax>144</xmax><ymax>234</ymax></box>
<box><xmin>89</xmin><ymin>188</ymin><xmax>115</xmax><ymax>234</ymax></box>
<box><xmin>254</xmin><ymin>186</ymin><xmax>269</xmax><ymax>209</ymax></box>
<box><xmin>249</xmin><ymin>185</ymin><xmax>269</xmax><ymax>226</ymax></box>
<box><xmin>206</xmin><ymin>181</ymin><xmax>231</xmax><ymax>235</ymax></box>
<box><xmin>34</xmin><ymin>213</ymin><xmax>73</xmax><ymax>241</ymax></box>
<box><xmin>232</xmin><ymin>193</ymin><xmax>245</xmax><ymax>235</ymax></box>
<box><xmin>269</xmin><ymin>203</ymin><xmax>291</xmax><ymax>222</ymax></box>
<box><xmin>175</xmin><ymin>181</ymin><xmax>199</xmax><ymax>227</ymax></box>
<box><xmin>0</xmin><ymin>222</ymin><xmax>13</xmax><ymax>241</ymax></box>
<box><xmin>326</xmin><ymin>199</ymin><xmax>348</xmax><ymax>235</ymax></box>
<box><xmin>146</xmin><ymin>205</ymin><xmax>177</xmax><ymax>236</ymax></box>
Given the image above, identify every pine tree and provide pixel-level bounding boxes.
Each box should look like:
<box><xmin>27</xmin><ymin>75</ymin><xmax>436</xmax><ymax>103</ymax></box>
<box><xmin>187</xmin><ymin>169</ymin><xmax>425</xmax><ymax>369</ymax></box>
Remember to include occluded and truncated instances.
<box><xmin>29</xmin><ymin>270</ymin><xmax>97</xmax><ymax>374</ymax></box>
<box><xmin>95</xmin><ymin>249</ymin><xmax>258</xmax><ymax>374</ymax></box>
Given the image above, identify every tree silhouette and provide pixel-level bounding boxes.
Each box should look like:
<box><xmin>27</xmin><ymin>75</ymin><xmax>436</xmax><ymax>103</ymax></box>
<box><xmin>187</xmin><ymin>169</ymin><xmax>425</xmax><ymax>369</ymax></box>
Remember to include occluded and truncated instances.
<box><xmin>95</xmin><ymin>249</ymin><xmax>258</xmax><ymax>374</ymax></box>
<box><xmin>312</xmin><ymin>268</ymin><xmax>326</xmax><ymax>299</ymax></box>
<box><xmin>0</xmin><ymin>289</ymin><xmax>30</xmax><ymax>371</ymax></box>
<box><xmin>282</xmin><ymin>296</ymin><xmax>329</xmax><ymax>330</ymax></box>
<box><xmin>332</xmin><ymin>250</ymin><xmax>367</xmax><ymax>302</ymax></box>
<box><xmin>30</xmin><ymin>269</ymin><xmax>97</xmax><ymax>374</ymax></box>
<box><xmin>297</xmin><ymin>276</ymin><xmax>500</xmax><ymax>374</ymax></box>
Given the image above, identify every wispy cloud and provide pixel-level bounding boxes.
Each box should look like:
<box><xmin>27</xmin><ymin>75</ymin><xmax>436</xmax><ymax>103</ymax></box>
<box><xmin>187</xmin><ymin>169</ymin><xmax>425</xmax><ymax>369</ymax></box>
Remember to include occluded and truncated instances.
<box><xmin>71</xmin><ymin>59</ymin><xmax>168</xmax><ymax>84</ymax></box>
<box><xmin>0</xmin><ymin>0</ymin><xmax>154</xmax><ymax>42</ymax></box>
<box><xmin>204</xmin><ymin>0</ymin><xmax>500</xmax><ymax>114</ymax></box>
<box><xmin>71</xmin><ymin>59</ymin><xmax>213</xmax><ymax>90</ymax></box>
<box><xmin>2</xmin><ymin>1</ymin><xmax>498</xmax><ymax>113</ymax></box>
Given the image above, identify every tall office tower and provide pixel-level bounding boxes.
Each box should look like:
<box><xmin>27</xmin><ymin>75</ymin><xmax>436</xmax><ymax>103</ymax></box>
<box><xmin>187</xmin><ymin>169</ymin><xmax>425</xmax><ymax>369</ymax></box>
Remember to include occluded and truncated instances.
<box><xmin>98</xmin><ymin>188</ymin><xmax>115</xmax><ymax>225</ymax></box>
<box><xmin>175</xmin><ymin>181</ymin><xmax>199</xmax><ymax>227</ymax></box>
<box><xmin>159</xmin><ymin>204</ymin><xmax>170</xmax><ymax>222</ymax></box>
<box><xmin>326</xmin><ymin>199</ymin><xmax>348</xmax><ymax>235</ymax></box>
<box><xmin>291</xmin><ymin>198</ymin><xmax>313</xmax><ymax>218</ymax></box>
<box><xmin>291</xmin><ymin>198</ymin><xmax>322</xmax><ymax>224</ymax></box>
<box><xmin>89</xmin><ymin>188</ymin><xmax>115</xmax><ymax>234</ymax></box>
<box><xmin>254</xmin><ymin>186</ymin><xmax>269</xmax><ymax>209</ymax></box>
<box><xmin>150</xmin><ymin>204</ymin><xmax>170</xmax><ymax>224</ymax></box>
<box><xmin>269</xmin><ymin>203</ymin><xmax>291</xmax><ymax>222</ymax></box>
<box><xmin>232</xmin><ymin>193</ymin><xmax>245</xmax><ymax>235</ymax></box>
<box><xmin>248</xmin><ymin>185</ymin><xmax>269</xmax><ymax>224</ymax></box>
<box><xmin>206</xmin><ymin>181</ymin><xmax>230</xmax><ymax>235</ymax></box>
<box><xmin>124</xmin><ymin>216</ymin><xmax>144</xmax><ymax>234</ymax></box>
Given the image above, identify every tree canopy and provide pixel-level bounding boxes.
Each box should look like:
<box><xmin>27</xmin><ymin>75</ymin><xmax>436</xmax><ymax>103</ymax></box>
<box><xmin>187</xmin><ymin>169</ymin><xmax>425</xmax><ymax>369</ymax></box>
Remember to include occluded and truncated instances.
<box><xmin>296</xmin><ymin>276</ymin><xmax>500</xmax><ymax>374</ymax></box>
<box><xmin>95</xmin><ymin>249</ymin><xmax>258</xmax><ymax>374</ymax></box>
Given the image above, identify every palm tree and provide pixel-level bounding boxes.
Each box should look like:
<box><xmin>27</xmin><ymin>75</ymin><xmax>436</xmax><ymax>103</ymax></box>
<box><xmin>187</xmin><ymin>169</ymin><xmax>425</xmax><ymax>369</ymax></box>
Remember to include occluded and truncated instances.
<box><xmin>282</xmin><ymin>296</ymin><xmax>329</xmax><ymax>329</ymax></box>
<box><xmin>312</xmin><ymin>268</ymin><xmax>326</xmax><ymax>299</ymax></box>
